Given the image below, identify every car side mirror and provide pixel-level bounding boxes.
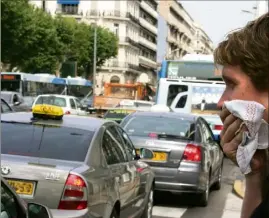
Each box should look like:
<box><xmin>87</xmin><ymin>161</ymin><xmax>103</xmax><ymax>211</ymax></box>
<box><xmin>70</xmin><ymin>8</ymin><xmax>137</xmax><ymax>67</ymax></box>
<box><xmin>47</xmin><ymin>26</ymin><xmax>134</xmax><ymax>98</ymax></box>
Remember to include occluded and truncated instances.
<box><xmin>139</xmin><ymin>148</ymin><xmax>154</xmax><ymax>159</ymax></box>
<box><xmin>213</xmin><ymin>134</ymin><xmax>221</xmax><ymax>144</ymax></box>
<box><xmin>14</xmin><ymin>101</ymin><xmax>21</xmax><ymax>106</ymax></box>
<box><xmin>27</xmin><ymin>203</ymin><xmax>52</xmax><ymax>218</ymax></box>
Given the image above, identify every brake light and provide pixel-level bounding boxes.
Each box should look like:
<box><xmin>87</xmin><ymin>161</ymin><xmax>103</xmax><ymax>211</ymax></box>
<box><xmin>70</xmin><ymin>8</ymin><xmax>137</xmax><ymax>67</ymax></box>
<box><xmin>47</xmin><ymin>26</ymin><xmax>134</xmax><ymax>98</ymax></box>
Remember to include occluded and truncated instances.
<box><xmin>148</xmin><ymin>133</ymin><xmax>157</xmax><ymax>138</ymax></box>
<box><xmin>58</xmin><ymin>174</ymin><xmax>87</xmax><ymax>210</ymax></box>
<box><xmin>183</xmin><ymin>144</ymin><xmax>202</xmax><ymax>162</ymax></box>
<box><xmin>65</xmin><ymin>111</ymin><xmax>71</xmax><ymax>115</ymax></box>
<box><xmin>214</xmin><ymin>125</ymin><xmax>223</xmax><ymax>130</ymax></box>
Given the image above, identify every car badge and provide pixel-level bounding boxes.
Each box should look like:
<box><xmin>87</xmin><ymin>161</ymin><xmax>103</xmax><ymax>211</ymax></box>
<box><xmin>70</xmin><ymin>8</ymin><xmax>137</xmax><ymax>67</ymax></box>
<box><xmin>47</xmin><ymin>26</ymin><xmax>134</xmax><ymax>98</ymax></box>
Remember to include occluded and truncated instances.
<box><xmin>1</xmin><ymin>166</ymin><xmax>11</xmax><ymax>175</ymax></box>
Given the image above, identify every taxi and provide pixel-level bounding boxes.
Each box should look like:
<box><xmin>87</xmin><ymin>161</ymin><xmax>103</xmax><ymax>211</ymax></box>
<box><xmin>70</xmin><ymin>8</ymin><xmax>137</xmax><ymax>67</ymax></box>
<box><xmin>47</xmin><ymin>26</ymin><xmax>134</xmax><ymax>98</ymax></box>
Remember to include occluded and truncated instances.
<box><xmin>1</xmin><ymin>104</ymin><xmax>155</xmax><ymax>218</ymax></box>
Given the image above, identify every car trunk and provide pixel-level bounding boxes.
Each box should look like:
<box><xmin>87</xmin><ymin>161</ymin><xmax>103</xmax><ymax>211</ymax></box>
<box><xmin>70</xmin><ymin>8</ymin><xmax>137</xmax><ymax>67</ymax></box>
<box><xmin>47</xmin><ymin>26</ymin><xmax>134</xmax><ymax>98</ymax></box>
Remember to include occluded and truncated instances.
<box><xmin>1</xmin><ymin>155</ymin><xmax>83</xmax><ymax>209</ymax></box>
<box><xmin>129</xmin><ymin>135</ymin><xmax>189</xmax><ymax>169</ymax></box>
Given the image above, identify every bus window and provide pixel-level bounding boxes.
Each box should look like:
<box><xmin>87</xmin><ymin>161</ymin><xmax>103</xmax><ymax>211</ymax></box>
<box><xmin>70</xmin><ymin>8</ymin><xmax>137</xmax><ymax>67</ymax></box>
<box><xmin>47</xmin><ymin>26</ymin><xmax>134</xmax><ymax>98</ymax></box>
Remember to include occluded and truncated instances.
<box><xmin>167</xmin><ymin>85</ymin><xmax>188</xmax><ymax>107</ymax></box>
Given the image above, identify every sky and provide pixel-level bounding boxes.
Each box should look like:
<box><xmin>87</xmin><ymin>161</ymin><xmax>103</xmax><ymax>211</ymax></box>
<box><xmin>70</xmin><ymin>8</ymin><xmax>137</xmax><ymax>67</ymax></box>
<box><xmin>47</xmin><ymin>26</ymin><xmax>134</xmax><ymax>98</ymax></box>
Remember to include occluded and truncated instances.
<box><xmin>157</xmin><ymin>1</ymin><xmax>258</xmax><ymax>62</ymax></box>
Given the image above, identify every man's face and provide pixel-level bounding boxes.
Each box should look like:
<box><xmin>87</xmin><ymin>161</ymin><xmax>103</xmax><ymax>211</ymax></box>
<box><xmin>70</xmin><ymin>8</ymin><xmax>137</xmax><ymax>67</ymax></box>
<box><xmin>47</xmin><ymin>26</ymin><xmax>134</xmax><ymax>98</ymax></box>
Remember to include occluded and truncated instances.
<box><xmin>217</xmin><ymin>65</ymin><xmax>268</xmax><ymax>122</ymax></box>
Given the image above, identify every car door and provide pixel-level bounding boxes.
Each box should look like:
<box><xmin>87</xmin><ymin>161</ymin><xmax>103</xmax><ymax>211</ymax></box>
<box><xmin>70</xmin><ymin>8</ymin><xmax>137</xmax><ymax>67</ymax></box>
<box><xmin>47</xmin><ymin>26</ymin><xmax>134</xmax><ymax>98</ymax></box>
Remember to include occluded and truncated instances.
<box><xmin>74</xmin><ymin>98</ymin><xmax>86</xmax><ymax>116</ymax></box>
<box><xmin>200</xmin><ymin>119</ymin><xmax>218</xmax><ymax>177</ymax></box>
<box><xmin>69</xmin><ymin>98</ymin><xmax>78</xmax><ymax>115</ymax></box>
<box><xmin>101</xmin><ymin>125</ymin><xmax>134</xmax><ymax>214</ymax></box>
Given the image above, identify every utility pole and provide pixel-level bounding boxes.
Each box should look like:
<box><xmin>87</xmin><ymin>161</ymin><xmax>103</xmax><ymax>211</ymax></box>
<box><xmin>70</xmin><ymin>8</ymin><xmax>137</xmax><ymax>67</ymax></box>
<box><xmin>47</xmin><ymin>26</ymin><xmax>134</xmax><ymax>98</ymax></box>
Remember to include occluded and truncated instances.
<box><xmin>92</xmin><ymin>23</ymin><xmax>97</xmax><ymax>97</ymax></box>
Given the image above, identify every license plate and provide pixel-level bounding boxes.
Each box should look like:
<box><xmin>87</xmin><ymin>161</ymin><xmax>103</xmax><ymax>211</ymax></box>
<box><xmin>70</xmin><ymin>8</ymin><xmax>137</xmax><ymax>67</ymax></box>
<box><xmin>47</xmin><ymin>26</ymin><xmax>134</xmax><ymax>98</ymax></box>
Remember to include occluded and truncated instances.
<box><xmin>137</xmin><ymin>150</ymin><xmax>167</xmax><ymax>161</ymax></box>
<box><xmin>7</xmin><ymin>179</ymin><xmax>35</xmax><ymax>196</ymax></box>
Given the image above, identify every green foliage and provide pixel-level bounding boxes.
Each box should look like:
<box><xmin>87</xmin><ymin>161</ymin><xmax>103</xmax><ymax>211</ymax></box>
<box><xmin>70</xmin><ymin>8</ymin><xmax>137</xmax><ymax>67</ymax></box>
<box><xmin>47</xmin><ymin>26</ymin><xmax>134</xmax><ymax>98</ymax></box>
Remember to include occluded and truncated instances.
<box><xmin>1</xmin><ymin>0</ymin><xmax>118</xmax><ymax>76</ymax></box>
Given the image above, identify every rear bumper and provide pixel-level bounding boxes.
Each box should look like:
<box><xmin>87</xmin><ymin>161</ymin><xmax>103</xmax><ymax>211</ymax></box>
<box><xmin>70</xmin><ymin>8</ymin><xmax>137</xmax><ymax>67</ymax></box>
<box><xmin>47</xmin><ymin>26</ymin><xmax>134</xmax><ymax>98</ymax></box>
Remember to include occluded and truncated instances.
<box><xmin>151</xmin><ymin>162</ymin><xmax>208</xmax><ymax>194</ymax></box>
<box><xmin>51</xmin><ymin>209</ymin><xmax>102</xmax><ymax>218</ymax></box>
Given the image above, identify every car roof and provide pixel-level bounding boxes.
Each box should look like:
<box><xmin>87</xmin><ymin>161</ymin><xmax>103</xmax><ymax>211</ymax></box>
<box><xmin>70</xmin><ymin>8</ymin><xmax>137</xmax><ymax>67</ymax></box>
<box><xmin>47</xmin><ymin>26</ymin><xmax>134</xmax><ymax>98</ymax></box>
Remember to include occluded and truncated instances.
<box><xmin>1</xmin><ymin>112</ymin><xmax>109</xmax><ymax>131</ymax></box>
<box><xmin>36</xmin><ymin>94</ymin><xmax>75</xmax><ymax>98</ymax></box>
<box><xmin>129</xmin><ymin>111</ymin><xmax>198</xmax><ymax>122</ymax></box>
<box><xmin>1</xmin><ymin>91</ymin><xmax>18</xmax><ymax>95</ymax></box>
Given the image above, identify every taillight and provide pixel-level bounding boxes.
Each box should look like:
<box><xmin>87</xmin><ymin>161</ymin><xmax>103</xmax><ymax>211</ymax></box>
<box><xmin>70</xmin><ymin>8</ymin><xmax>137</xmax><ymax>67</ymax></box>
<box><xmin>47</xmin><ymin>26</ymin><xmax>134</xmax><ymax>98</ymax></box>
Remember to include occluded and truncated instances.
<box><xmin>65</xmin><ymin>111</ymin><xmax>71</xmax><ymax>115</ymax></box>
<box><xmin>183</xmin><ymin>144</ymin><xmax>202</xmax><ymax>162</ymax></box>
<box><xmin>148</xmin><ymin>133</ymin><xmax>157</xmax><ymax>138</ymax></box>
<box><xmin>58</xmin><ymin>174</ymin><xmax>87</xmax><ymax>210</ymax></box>
<box><xmin>214</xmin><ymin>125</ymin><xmax>223</xmax><ymax>130</ymax></box>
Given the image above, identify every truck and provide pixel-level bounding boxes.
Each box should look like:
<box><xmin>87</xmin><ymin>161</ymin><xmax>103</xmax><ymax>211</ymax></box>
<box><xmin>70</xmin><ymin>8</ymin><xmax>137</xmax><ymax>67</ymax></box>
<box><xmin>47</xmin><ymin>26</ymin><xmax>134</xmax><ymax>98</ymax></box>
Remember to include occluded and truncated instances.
<box><xmin>94</xmin><ymin>82</ymin><xmax>154</xmax><ymax>117</ymax></box>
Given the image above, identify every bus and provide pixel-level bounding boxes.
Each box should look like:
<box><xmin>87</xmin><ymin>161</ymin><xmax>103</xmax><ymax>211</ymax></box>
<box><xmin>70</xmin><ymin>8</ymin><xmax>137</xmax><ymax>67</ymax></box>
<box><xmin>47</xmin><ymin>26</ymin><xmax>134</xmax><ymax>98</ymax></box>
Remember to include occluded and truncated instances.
<box><xmin>158</xmin><ymin>54</ymin><xmax>223</xmax><ymax>81</ymax></box>
<box><xmin>1</xmin><ymin>72</ymin><xmax>67</xmax><ymax>97</ymax></box>
<box><xmin>66</xmin><ymin>76</ymin><xmax>92</xmax><ymax>100</ymax></box>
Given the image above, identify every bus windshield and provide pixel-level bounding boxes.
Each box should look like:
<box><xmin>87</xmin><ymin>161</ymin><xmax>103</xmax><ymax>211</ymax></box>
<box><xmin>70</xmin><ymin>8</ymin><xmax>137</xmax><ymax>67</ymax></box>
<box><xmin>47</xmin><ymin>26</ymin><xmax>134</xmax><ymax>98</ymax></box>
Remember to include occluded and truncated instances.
<box><xmin>1</xmin><ymin>74</ymin><xmax>22</xmax><ymax>93</ymax></box>
<box><xmin>68</xmin><ymin>85</ymin><xmax>93</xmax><ymax>100</ymax></box>
<box><xmin>166</xmin><ymin>61</ymin><xmax>222</xmax><ymax>80</ymax></box>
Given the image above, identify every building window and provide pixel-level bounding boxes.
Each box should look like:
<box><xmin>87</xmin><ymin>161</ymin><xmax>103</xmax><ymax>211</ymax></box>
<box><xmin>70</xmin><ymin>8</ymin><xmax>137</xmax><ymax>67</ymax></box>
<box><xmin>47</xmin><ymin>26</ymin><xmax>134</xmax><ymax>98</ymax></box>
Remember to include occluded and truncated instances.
<box><xmin>110</xmin><ymin>76</ymin><xmax>120</xmax><ymax>83</ymax></box>
<box><xmin>114</xmin><ymin>23</ymin><xmax>119</xmax><ymax>37</ymax></box>
<box><xmin>62</xmin><ymin>4</ymin><xmax>78</xmax><ymax>14</ymax></box>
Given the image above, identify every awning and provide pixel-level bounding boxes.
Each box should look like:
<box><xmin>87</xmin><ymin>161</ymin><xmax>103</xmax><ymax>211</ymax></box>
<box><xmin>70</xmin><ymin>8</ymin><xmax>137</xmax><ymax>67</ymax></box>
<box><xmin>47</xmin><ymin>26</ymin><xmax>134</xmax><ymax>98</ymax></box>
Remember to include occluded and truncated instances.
<box><xmin>57</xmin><ymin>0</ymin><xmax>79</xmax><ymax>4</ymax></box>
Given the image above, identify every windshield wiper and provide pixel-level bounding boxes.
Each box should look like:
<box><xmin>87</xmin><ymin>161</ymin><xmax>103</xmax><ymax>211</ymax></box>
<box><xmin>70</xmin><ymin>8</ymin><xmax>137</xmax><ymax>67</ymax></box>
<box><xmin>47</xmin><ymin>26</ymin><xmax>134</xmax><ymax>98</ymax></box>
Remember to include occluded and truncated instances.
<box><xmin>1</xmin><ymin>120</ymin><xmax>33</xmax><ymax>125</ymax></box>
<box><xmin>157</xmin><ymin>133</ymin><xmax>190</xmax><ymax>140</ymax></box>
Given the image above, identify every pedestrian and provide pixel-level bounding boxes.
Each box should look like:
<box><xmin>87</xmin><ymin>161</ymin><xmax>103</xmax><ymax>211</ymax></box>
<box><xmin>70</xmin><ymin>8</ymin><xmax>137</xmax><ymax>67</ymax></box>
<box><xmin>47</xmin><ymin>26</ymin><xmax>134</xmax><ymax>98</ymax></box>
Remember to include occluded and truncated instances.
<box><xmin>214</xmin><ymin>12</ymin><xmax>269</xmax><ymax>218</ymax></box>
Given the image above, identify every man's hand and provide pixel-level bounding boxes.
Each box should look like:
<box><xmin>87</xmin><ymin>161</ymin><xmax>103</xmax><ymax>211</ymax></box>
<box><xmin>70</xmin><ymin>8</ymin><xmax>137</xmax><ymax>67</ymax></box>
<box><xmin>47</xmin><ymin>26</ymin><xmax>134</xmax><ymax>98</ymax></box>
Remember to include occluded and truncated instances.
<box><xmin>220</xmin><ymin>108</ymin><xmax>267</xmax><ymax>175</ymax></box>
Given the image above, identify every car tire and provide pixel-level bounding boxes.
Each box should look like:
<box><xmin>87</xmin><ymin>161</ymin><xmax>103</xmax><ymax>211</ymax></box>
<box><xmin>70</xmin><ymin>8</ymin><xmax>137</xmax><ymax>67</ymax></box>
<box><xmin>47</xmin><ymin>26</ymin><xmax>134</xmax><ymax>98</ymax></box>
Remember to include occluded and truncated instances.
<box><xmin>198</xmin><ymin>174</ymin><xmax>210</xmax><ymax>207</ymax></box>
<box><xmin>213</xmin><ymin>164</ymin><xmax>223</xmax><ymax>190</ymax></box>
<box><xmin>110</xmin><ymin>208</ymin><xmax>119</xmax><ymax>218</ymax></box>
<box><xmin>141</xmin><ymin>186</ymin><xmax>154</xmax><ymax>218</ymax></box>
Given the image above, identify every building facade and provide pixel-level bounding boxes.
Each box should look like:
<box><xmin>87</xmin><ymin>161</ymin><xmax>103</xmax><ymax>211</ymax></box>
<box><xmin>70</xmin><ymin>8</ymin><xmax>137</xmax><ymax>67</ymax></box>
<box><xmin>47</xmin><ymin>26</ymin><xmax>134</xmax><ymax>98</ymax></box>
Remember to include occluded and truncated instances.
<box><xmin>29</xmin><ymin>0</ymin><xmax>158</xmax><ymax>94</ymax></box>
<box><xmin>158</xmin><ymin>0</ymin><xmax>213</xmax><ymax>60</ymax></box>
<box><xmin>192</xmin><ymin>22</ymin><xmax>214</xmax><ymax>54</ymax></box>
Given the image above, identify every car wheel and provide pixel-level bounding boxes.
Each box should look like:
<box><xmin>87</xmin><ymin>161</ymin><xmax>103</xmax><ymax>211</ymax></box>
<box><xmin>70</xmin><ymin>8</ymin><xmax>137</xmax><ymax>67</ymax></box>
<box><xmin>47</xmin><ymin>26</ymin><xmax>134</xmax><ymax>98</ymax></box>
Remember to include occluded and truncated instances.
<box><xmin>213</xmin><ymin>164</ymin><xmax>223</xmax><ymax>190</ymax></box>
<box><xmin>141</xmin><ymin>186</ymin><xmax>154</xmax><ymax>218</ymax></box>
<box><xmin>110</xmin><ymin>208</ymin><xmax>119</xmax><ymax>218</ymax></box>
<box><xmin>198</xmin><ymin>174</ymin><xmax>210</xmax><ymax>207</ymax></box>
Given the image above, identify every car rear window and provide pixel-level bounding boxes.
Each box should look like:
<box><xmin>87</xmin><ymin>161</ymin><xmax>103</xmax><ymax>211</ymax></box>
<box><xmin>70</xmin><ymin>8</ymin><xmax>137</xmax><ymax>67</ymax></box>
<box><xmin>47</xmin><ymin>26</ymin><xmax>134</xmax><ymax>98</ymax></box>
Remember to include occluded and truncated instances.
<box><xmin>1</xmin><ymin>123</ymin><xmax>94</xmax><ymax>162</ymax></box>
<box><xmin>104</xmin><ymin>110</ymin><xmax>133</xmax><ymax>121</ymax></box>
<box><xmin>35</xmin><ymin>96</ymin><xmax>67</xmax><ymax>107</ymax></box>
<box><xmin>123</xmin><ymin>116</ymin><xmax>194</xmax><ymax>138</ymax></box>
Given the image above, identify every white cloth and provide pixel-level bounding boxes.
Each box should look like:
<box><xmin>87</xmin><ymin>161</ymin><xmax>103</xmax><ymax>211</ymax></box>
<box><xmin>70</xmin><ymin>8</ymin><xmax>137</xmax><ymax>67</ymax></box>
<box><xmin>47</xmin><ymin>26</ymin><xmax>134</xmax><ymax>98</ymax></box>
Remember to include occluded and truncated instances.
<box><xmin>224</xmin><ymin>100</ymin><xmax>268</xmax><ymax>174</ymax></box>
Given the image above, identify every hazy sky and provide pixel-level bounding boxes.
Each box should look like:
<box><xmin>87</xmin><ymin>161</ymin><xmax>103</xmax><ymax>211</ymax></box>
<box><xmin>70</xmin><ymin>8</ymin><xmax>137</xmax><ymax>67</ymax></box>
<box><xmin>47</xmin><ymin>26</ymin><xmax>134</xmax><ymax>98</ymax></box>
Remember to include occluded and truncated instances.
<box><xmin>180</xmin><ymin>1</ymin><xmax>257</xmax><ymax>46</ymax></box>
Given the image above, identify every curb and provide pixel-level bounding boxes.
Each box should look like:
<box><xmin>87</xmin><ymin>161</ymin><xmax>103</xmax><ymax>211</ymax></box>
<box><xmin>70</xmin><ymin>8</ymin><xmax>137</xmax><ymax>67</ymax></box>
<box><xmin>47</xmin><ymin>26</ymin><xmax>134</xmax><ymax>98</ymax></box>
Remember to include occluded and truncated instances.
<box><xmin>233</xmin><ymin>178</ymin><xmax>245</xmax><ymax>199</ymax></box>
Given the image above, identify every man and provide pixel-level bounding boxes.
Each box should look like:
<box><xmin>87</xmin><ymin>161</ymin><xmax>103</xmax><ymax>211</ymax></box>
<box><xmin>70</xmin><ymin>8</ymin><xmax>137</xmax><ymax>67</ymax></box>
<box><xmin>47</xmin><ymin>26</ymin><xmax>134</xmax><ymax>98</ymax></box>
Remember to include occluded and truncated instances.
<box><xmin>214</xmin><ymin>13</ymin><xmax>269</xmax><ymax>218</ymax></box>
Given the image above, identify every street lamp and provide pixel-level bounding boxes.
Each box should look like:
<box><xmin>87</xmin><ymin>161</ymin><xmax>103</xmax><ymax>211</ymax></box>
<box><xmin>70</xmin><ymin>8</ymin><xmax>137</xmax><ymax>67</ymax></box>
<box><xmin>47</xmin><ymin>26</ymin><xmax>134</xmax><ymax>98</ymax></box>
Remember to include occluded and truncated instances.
<box><xmin>92</xmin><ymin>22</ymin><xmax>97</xmax><ymax>97</ymax></box>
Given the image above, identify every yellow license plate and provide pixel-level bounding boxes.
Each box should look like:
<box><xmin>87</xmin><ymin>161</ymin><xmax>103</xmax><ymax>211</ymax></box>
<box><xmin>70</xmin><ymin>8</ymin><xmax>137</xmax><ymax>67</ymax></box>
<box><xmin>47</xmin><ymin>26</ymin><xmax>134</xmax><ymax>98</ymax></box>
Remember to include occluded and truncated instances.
<box><xmin>136</xmin><ymin>150</ymin><xmax>167</xmax><ymax>161</ymax></box>
<box><xmin>7</xmin><ymin>180</ymin><xmax>34</xmax><ymax>195</ymax></box>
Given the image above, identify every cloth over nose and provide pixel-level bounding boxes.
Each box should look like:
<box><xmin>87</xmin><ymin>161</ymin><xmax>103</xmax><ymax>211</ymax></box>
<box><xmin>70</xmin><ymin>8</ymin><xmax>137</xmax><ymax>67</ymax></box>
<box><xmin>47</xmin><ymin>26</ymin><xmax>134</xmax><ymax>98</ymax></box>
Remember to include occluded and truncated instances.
<box><xmin>223</xmin><ymin>100</ymin><xmax>268</xmax><ymax>174</ymax></box>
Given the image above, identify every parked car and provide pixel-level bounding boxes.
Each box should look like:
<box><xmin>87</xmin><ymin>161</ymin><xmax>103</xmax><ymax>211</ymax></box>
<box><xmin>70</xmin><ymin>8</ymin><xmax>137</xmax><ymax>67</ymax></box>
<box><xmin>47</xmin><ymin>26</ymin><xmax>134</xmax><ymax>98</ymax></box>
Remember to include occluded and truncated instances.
<box><xmin>1</xmin><ymin>98</ymin><xmax>13</xmax><ymax>113</ymax></box>
<box><xmin>80</xmin><ymin>95</ymin><xmax>94</xmax><ymax>114</ymax></box>
<box><xmin>1</xmin><ymin>91</ymin><xmax>30</xmax><ymax>112</ymax></box>
<box><xmin>32</xmin><ymin>94</ymin><xmax>87</xmax><ymax>115</ymax></box>
<box><xmin>121</xmin><ymin>111</ymin><xmax>224</xmax><ymax>206</ymax></box>
<box><xmin>1</xmin><ymin>105</ymin><xmax>155</xmax><ymax>218</ymax></box>
<box><xmin>1</xmin><ymin>177</ymin><xmax>53</xmax><ymax>218</ymax></box>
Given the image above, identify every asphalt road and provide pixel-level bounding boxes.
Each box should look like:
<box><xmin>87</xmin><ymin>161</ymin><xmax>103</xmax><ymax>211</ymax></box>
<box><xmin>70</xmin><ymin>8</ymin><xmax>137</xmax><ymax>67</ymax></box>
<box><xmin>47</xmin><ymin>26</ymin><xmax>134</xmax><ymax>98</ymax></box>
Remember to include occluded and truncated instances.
<box><xmin>152</xmin><ymin>158</ymin><xmax>243</xmax><ymax>218</ymax></box>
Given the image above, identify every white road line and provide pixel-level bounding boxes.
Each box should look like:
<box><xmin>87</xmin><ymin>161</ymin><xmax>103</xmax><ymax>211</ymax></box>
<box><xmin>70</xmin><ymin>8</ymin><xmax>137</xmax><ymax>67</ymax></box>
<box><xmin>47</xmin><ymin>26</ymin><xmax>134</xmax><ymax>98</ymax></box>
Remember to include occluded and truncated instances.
<box><xmin>221</xmin><ymin>193</ymin><xmax>242</xmax><ymax>218</ymax></box>
<box><xmin>152</xmin><ymin>206</ymin><xmax>188</xmax><ymax>218</ymax></box>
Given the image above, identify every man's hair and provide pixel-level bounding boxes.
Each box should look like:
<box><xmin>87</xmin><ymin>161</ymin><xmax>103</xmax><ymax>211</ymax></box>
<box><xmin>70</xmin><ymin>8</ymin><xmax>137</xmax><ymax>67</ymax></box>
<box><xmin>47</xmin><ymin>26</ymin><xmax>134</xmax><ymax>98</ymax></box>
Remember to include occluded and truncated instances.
<box><xmin>214</xmin><ymin>12</ymin><xmax>269</xmax><ymax>91</ymax></box>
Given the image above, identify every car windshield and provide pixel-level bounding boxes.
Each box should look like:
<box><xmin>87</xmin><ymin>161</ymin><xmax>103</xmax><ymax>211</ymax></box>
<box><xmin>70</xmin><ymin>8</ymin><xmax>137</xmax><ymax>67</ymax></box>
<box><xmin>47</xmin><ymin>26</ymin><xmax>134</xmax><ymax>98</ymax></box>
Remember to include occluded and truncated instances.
<box><xmin>35</xmin><ymin>96</ymin><xmax>67</xmax><ymax>107</ymax></box>
<box><xmin>1</xmin><ymin>122</ymin><xmax>94</xmax><ymax>162</ymax></box>
<box><xmin>123</xmin><ymin>116</ymin><xmax>194</xmax><ymax>138</ymax></box>
<box><xmin>1</xmin><ymin>93</ymin><xmax>12</xmax><ymax>103</ymax></box>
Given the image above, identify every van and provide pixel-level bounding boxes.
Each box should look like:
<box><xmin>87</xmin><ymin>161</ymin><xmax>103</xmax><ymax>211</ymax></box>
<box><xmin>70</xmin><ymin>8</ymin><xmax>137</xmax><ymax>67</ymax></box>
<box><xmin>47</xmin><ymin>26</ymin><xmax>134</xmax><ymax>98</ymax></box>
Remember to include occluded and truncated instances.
<box><xmin>156</xmin><ymin>78</ymin><xmax>225</xmax><ymax>139</ymax></box>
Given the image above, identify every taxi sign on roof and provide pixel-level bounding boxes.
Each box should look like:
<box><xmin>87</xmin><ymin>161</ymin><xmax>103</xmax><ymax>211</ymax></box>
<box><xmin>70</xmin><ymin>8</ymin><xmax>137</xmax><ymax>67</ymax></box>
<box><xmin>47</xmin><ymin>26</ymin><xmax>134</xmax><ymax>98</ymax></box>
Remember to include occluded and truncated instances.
<box><xmin>32</xmin><ymin>104</ymin><xmax>64</xmax><ymax>120</ymax></box>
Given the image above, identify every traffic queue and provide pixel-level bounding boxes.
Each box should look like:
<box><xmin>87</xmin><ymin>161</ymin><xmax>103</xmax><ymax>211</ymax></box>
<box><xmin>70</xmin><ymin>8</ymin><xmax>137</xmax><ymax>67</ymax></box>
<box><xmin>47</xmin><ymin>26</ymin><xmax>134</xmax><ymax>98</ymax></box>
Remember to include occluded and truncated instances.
<box><xmin>1</xmin><ymin>94</ymin><xmax>224</xmax><ymax>218</ymax></box>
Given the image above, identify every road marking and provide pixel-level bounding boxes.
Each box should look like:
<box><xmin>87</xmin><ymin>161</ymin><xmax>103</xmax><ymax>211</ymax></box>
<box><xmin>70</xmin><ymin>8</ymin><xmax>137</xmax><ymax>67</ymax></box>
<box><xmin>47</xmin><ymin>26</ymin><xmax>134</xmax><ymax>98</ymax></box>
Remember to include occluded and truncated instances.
<box><xmin>153</xmin><ymin>206</ymin><xmax>187</xmax><ymax>218</ymax></box>
<box><xmin>221</xmin><ymin>193</ymin><xmax>242</xmax><ymax>218</ymax></box>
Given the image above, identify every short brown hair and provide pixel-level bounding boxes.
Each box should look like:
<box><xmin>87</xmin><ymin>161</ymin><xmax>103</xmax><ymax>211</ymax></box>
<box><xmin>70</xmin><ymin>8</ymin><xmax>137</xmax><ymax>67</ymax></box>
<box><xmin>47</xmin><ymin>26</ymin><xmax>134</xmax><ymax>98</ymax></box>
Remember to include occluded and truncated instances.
<box><xmin>214</xmin><ymin>12</ymin><xmax>269</xmax><ymax>91</ymax></box>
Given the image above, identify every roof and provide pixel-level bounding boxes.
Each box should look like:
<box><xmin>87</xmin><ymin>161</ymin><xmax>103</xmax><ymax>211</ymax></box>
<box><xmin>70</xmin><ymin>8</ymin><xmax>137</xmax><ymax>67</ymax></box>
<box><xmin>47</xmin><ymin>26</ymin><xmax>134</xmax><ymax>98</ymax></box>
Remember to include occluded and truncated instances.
<box><xmin>1</xmin><ymin>112</ymin><xmax>108</xmax><ymax>131</ymax></box>
<box><xmin>130</xmin><ymin>111</ymin><xmax>198</xmax><ymax>121</ymax></box>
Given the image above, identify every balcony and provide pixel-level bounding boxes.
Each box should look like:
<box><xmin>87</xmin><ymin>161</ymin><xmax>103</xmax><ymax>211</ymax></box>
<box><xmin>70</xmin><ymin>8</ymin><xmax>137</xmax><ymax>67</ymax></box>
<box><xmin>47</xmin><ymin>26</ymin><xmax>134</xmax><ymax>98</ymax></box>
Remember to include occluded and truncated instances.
<box><xmin>118</xmin><ymin>37</ymin><xmax>139</xmax><ymax>47</ymax></box>
<box><xmin>126</xmin><ymin>12</ymin><xmax>140</xmax><ymax>24</ymax></box>
<box><xmin>139</xmin><ymin>17</ymin><xmax>158</xmax><ymax>35</ymax></box>
<box><xmin>86</xmin><ymin>10</ymin><xmax>127</xmax><ymax>19</ymax></box>
<box><xmin>101</xmin><ymin>60</ymin><xmax>141</xmax><ymax>73</ymax></box>
<box><xmin>139</xmin><ymin>56</ymin><xmax>157</xmax><ymax>69</ymax></box>
<box><xmin>55</xmin><ymin>8</ymin><xmax>83</xmax><ymax>17</ymax></box>
<box><xmin>138</xmin><ymin>36</ymin><xmax>157</xmax><ymax>51</ymax></box>
<box><xmin>140</xmin><ymin>1</ymin><xmax>158</xmax><ymax>19</ymax></box>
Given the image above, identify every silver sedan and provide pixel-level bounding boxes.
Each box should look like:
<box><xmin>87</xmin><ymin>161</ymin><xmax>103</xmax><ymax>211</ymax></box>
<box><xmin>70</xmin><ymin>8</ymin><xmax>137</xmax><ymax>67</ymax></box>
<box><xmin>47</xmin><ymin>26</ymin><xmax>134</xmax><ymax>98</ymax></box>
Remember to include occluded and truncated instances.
<box><xmin>121</xmin><ymin>111</ymin><xmax>224</xmax><ymax>206</ymax></box>
<box><xmin>1</xmin><ymin>112</ymin><xmax>155</xmax><ymax>218</ymax></box>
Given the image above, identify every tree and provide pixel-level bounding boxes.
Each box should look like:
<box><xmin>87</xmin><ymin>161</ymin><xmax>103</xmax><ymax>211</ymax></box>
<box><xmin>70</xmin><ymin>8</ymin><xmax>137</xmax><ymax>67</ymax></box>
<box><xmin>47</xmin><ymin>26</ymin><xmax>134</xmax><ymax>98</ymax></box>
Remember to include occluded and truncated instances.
<box><xmin>80</xmin><ymin>25</ymin><xmax>118</xmax><ymax>77</ymax></box>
